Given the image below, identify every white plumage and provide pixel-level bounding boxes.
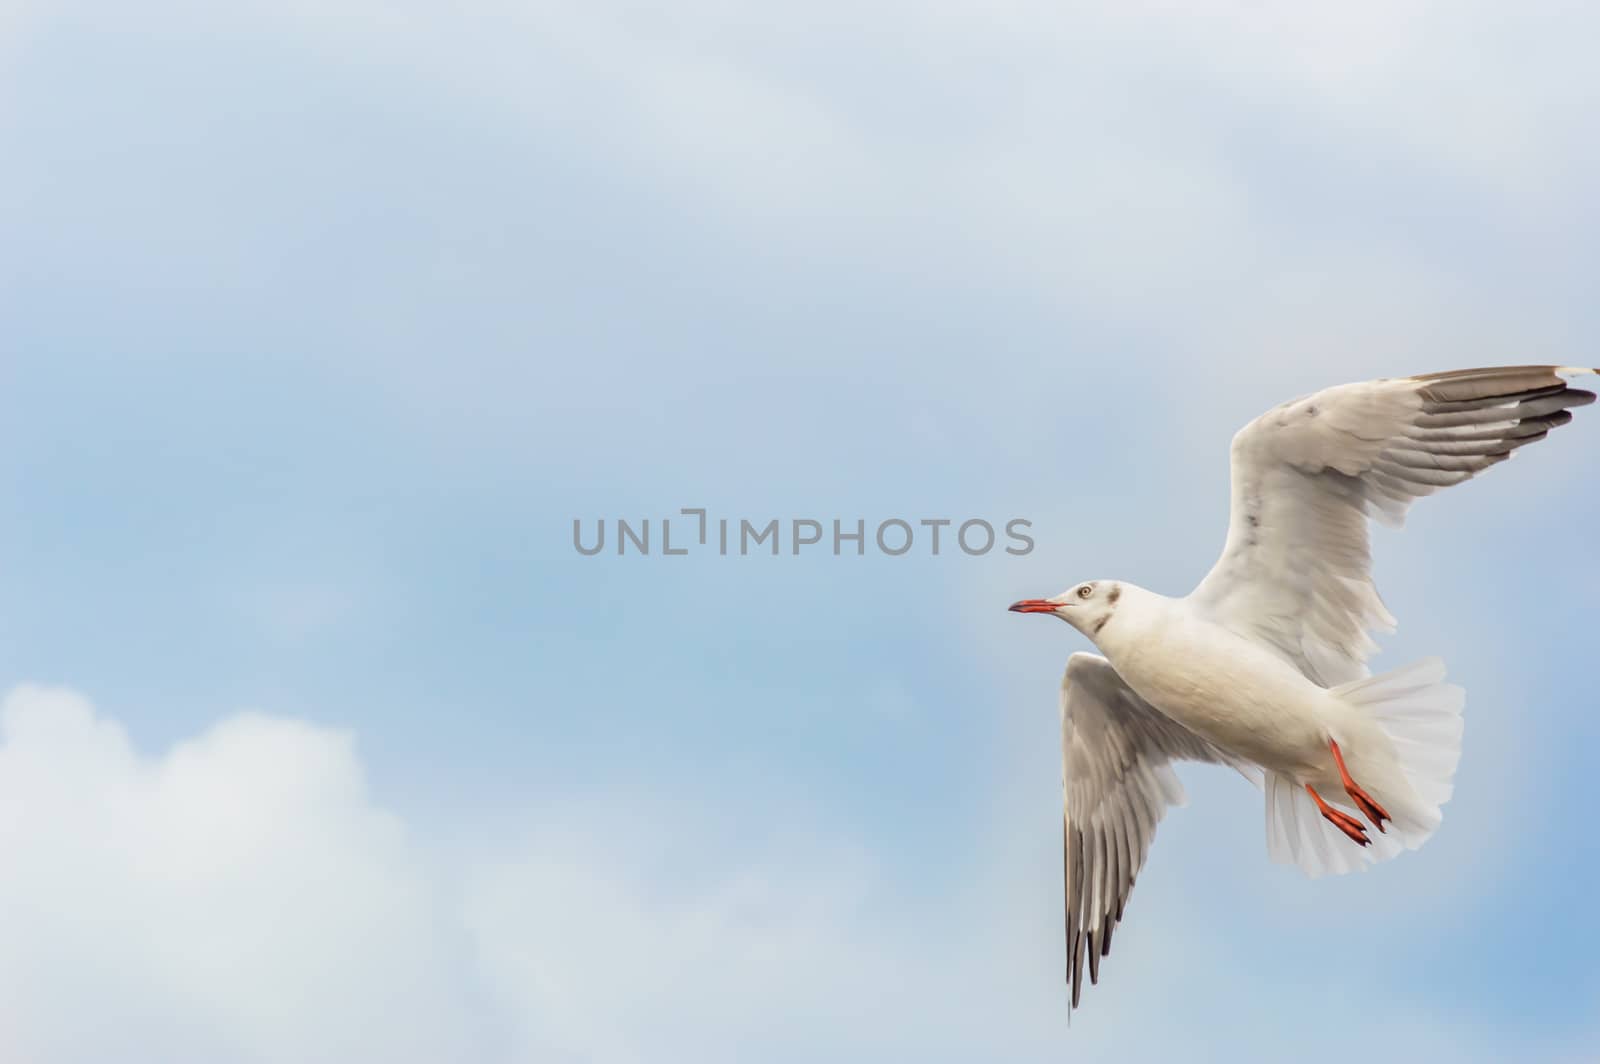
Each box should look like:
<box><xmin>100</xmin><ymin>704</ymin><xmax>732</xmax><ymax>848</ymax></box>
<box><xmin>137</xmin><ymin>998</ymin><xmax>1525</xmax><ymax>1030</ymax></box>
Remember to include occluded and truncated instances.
<box><xmin>1010</xmin><ymin>365</ymin><xmax>1597</xmax><ymax>1012</ymax></box>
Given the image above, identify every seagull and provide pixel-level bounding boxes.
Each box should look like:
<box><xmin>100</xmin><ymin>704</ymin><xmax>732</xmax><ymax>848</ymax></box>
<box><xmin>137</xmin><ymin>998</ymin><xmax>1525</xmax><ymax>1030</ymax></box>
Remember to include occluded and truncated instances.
<box><xmin>1008</xmin><ymin>365</ymin><xmax>1597</xmax><ymax>1012</ymax></box>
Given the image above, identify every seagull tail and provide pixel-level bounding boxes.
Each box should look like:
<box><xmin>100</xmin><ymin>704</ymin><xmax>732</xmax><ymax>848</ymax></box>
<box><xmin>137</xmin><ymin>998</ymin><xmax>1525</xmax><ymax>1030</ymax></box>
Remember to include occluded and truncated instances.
<box><xmin>1266</xmin><ymin>658</ymin><xmax>1464</xmax><ymax>879</ymax></box>
<box><xmin>1334</xmin><ymin>656</ymin><xmax>1465</xmax><ymax>846</ymax></box>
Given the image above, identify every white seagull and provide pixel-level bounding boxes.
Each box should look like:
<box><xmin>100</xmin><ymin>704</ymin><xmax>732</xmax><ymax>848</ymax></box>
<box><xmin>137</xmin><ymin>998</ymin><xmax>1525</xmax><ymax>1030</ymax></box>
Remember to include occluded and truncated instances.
<box><xmin>1009</xmin><ymin>365</ymin><xmax>1597</xmax><ymax>1011</ymax></box>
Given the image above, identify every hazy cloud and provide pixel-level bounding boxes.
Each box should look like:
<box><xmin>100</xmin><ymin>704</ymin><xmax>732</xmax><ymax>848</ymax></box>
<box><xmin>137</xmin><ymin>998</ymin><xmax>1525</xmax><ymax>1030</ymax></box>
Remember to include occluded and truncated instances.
<box><xmin>1</xmin><ymin>686</ymin><xmax>1590</xmax><ymax>1063</ymax></box>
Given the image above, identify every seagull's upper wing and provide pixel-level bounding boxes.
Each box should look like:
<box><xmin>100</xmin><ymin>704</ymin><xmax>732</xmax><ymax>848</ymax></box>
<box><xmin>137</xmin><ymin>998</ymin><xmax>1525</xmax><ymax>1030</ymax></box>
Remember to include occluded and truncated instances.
<box><xmin>1189</xmin><ymin>365</ymin><xmax>1597</xmax><ymax>686</ymax></box>
<box><xmin>1060</xmin><ymin>652</ymin><xmax>1251</xmax><ymax>1012</ymax></box>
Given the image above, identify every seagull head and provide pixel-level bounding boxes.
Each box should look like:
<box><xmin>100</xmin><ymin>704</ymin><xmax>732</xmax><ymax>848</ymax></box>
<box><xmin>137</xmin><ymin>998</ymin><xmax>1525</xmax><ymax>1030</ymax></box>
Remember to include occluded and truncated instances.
<box><xmin>1009</xmin><ymin>581</ymin><xmax>1123</xmax><ymax>639</ymax></box>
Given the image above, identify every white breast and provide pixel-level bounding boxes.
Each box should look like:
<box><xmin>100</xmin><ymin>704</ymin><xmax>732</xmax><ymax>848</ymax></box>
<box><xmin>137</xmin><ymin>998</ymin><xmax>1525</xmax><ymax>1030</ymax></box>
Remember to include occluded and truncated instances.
<box><xmin>1095</xmin><ymin>596</ymin><xmax>1336</xmax><ymax>775</ymax></box>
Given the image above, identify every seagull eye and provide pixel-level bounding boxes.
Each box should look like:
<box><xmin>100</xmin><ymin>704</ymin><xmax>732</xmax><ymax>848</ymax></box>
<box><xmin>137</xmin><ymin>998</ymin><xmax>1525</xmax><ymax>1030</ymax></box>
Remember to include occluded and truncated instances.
<box><xmin>1077</xmin><ymin>585</ymin><xmax>1093</xmax><ymax>599</ymax></box>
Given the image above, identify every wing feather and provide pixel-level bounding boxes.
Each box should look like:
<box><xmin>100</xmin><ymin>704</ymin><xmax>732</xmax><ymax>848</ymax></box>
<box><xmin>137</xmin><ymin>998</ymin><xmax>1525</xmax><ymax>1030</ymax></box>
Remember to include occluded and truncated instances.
<box><xmin>1058</xmin><ymin>652</ymin><xmax>1247</xmax><ymax>1013</ymax></box>
<box><xmin>1190</xmin><ymin>366</ymin><xmax>1596</xmax><ymax>685</ymax></box>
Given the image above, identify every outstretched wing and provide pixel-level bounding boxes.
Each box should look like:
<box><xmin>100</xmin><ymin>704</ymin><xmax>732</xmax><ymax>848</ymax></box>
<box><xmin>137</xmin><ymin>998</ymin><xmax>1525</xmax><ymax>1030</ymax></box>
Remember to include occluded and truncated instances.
<box><xmin>1060</xmin><ymin>652</ymin><xmax>1251</xmax><ymax>1012</ymax></box>
<box><xmin>1190</xmin><ymin>365</ymin><xmax>1597</xmax><ymax>686</ymax></box>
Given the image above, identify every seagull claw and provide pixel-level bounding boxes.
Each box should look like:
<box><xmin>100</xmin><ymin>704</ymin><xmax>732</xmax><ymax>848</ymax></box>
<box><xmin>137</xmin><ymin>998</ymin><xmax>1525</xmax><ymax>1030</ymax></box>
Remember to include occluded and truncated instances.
<box><xmin>1329</xmin><ymin>739</ymin><xmax>1392</xmax><ymax>834</ymax></box>
<box><xmin>1349</xmin><ymin>792</ymin><xmax>1391</xmax><ymax>834</ymax></box>
<box><xmin>1305</xmin><ymin>784</ymin><xmax>1371</xmax><ymax>847</ymax></box>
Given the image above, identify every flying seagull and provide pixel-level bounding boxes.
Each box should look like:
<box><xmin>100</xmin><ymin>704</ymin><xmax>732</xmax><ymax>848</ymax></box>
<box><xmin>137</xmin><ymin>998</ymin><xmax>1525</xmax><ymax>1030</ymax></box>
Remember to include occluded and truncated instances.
<box><xmin>1009</xmin><ymin>365</ymin><xmax>1597</xmax><ymax>1012</ymax></box>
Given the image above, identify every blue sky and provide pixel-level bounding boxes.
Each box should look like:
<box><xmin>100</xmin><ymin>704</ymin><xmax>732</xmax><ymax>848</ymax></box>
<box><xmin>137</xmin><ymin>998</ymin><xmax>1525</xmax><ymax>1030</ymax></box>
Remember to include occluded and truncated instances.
<box><xmin>2</xmin><ymin>2</ymin><xmax>1598</xmax><ymax>1061</ymax></box>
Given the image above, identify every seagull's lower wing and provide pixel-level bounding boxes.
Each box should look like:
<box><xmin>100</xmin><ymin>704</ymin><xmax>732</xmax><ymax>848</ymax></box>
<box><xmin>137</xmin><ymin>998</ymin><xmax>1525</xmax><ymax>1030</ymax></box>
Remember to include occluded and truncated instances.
<box><xmin>1189</xmin><ymin>365</ymin><xmax>1597</xmax><ymax>686</ymax></box>
<box><xmin>1059</xmin><ymin>652</ymin><xmax>1253</xmax><ymax>1012</ymax></box>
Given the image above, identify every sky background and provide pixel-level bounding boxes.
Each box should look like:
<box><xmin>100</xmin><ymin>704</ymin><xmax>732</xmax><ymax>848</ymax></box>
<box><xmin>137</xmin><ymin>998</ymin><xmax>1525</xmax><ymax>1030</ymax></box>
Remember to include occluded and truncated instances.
<box><xmin>2</xmin><ymin>2</ymin><xmax>1599</xmax><ymax>1061</ymax></box>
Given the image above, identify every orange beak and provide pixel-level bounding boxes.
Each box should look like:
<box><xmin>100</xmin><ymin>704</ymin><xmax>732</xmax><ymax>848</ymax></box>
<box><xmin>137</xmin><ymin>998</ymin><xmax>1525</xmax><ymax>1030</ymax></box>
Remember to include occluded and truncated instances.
<box><xmin>1008</xmin><ymin>599</ymin><xmax>1058</xmax><ymax>614</ymax></box>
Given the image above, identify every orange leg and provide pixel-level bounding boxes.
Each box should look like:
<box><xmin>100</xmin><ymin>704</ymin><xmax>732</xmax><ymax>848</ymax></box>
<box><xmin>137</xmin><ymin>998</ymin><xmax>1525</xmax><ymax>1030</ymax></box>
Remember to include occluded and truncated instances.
<box><xmin>1305</xmin><ymin>785</ymin><xmax>1370</xmax><ymax>847</ymax></box>
<box><xmin>1328</xmin><ymin>739</ymin><xmax>1391</xmax><ymax>834</ymax></box>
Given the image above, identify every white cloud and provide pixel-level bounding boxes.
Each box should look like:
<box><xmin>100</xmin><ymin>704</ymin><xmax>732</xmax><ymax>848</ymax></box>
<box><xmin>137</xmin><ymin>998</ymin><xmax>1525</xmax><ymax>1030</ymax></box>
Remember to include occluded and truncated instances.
<box><xmin>1</xmin><ymin>685</ymin><xmax>1591</xmax><ymax>1064</ymax></box>
<box><xmin>260</xmin><ymin>1</ymin><xmax>1595</xmax><ymax>264</ymax></box>
<box><xmin>0</xmin><ymin>686</ymin><xmax>480</xmax><ymax>1064</ymax></box>
<box><xmin>161</xmin><ymin>0</ymin><xmax>1595</xmax><ymax>436</ymax></box>
<box><xmin>11</xmin><ymin>0</ymin><xmax>1593</xmax><ymax>451</ymax></box>
<box><xmin>0</xmin><ymin>686</ymin><xmax>942</xmax><ymax>1064</ymax></box>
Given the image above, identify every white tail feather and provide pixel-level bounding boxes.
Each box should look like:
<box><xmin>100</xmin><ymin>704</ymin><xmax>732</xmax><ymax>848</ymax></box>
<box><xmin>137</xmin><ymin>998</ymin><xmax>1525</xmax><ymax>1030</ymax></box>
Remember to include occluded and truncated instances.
<box><xmin>1266</xmin><ymin>657</ymin><xmax>1464</xmax><ymax>878</ymax></box>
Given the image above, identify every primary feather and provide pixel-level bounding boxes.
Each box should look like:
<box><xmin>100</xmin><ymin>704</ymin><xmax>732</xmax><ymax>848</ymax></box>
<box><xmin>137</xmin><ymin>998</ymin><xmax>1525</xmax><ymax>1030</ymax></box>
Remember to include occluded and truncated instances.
<box><xmin>1189</xmin><ymin>366</ymin><xmax>1595</xmax><ymax>686</ymax></box>
<box><xmin>1057</xmin><ymin>652</ymin><xmax>1252</xmax><ymax>1008</ymax></box>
